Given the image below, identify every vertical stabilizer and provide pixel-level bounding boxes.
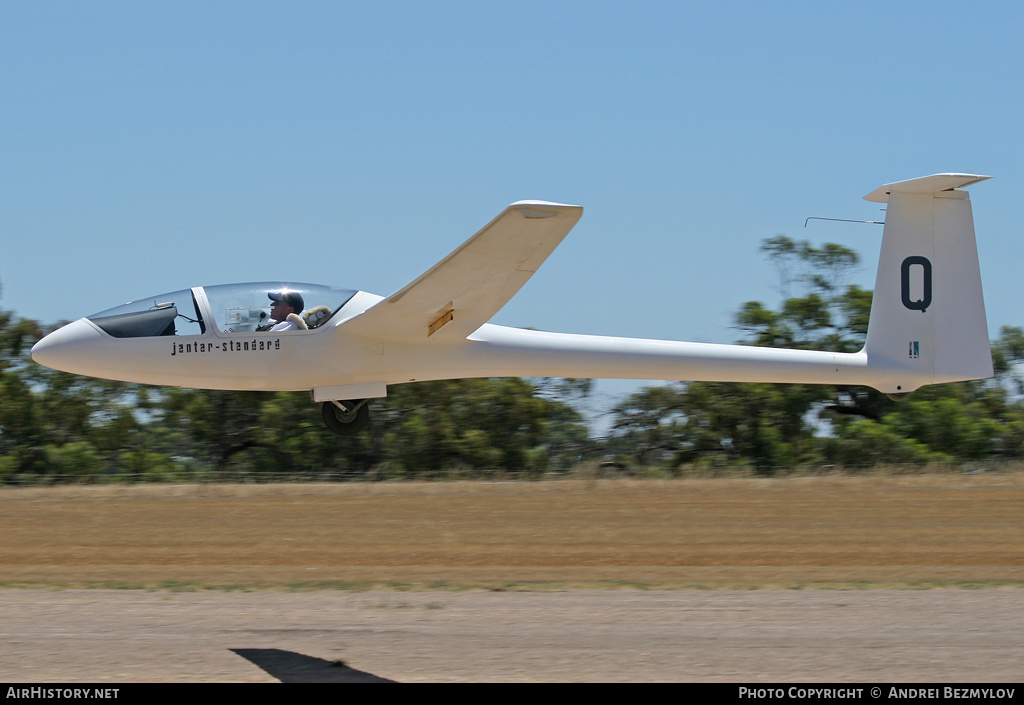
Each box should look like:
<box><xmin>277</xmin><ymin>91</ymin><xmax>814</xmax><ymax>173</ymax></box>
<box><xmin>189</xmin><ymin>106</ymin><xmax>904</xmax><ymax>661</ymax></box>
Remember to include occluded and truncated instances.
<box><xmin>863</xmin><ymin>174</ymin><xmax>992</xmax><ymax>394</ymax></box>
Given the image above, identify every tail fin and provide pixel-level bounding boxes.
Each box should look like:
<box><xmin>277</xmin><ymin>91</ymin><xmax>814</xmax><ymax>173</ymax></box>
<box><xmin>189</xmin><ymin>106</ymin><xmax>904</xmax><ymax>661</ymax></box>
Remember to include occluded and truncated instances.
<box><xmin>862</xmin><ymin>174</ymin><xmax>993</xmax><ymax>395</ymax></box>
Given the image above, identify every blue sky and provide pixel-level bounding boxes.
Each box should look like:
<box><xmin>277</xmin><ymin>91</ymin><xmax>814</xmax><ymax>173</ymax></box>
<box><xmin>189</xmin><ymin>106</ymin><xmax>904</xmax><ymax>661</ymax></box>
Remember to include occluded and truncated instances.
<box><xmin>2</xmin><ymin>2</ymin><xmax>1022</xmax><ymax>413</ymax></box>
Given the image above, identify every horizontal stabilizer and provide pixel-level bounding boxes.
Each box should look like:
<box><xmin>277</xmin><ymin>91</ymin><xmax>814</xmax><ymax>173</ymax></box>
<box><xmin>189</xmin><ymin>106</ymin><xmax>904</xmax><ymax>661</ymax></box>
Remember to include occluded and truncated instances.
<box><xmin>863</xmin><ymin>173</ymin><xmax>992</xmax><ymax>203</ymax></box>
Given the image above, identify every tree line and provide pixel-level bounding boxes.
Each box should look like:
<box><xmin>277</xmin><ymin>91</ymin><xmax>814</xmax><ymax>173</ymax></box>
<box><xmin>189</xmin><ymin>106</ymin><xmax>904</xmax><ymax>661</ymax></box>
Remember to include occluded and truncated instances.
<box><xmin>2</xmin><ymin>237</ymin><xmax>1023</xmax><ymax>483</ymax></box>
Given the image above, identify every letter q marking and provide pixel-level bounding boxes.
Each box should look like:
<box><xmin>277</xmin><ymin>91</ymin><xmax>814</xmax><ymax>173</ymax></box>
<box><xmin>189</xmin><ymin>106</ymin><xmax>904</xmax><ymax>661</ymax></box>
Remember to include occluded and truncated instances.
<box><xmin>901</xmin><ymin>256</ymin><xmax>932</xmax><ymax>312</ymax></box>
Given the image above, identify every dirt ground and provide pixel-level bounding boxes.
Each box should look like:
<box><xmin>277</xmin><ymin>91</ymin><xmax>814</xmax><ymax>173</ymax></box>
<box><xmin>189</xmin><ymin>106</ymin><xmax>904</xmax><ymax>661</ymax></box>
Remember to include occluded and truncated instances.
<box><xmin>0</xmin><ymin>474</ymin><xmax>1022</xmax><ymax>682</ymax></box>
<box><xmin>1</xmin><ymin>588</ymin><xmax>1022</xmax><ymax>682</ymax></box>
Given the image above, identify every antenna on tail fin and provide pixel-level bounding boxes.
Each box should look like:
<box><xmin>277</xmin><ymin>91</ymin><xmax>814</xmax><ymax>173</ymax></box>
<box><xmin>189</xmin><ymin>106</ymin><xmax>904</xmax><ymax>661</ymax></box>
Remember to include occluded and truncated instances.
<box><xmin>862</xmin><ymin>174</ymin><xmax>993</xmax><ymax>396</ymax></box>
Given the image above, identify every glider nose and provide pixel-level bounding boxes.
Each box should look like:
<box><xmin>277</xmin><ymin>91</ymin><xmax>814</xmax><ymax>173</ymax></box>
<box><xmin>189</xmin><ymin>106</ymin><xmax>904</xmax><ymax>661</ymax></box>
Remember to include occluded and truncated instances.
<box><xmin>31</xmin><ymin>318</ymin><xmax>105</xmax><ymax>375</ymax></box>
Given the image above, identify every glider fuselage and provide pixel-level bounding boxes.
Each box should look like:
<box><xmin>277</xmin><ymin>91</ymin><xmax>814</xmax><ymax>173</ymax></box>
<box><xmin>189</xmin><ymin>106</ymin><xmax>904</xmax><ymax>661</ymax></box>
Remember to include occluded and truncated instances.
<box><xmin>31</xmin><ymin>176</ymin><xmax>995</xmax><ymax>417</ymax></box>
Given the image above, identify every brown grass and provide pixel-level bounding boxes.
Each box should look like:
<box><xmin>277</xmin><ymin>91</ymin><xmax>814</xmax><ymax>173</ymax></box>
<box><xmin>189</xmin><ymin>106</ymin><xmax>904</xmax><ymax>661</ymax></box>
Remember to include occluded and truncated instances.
<box><xmin>1</xmin><ymin>474</ymin><xmax>1022</xmax><ymax>590</ymax></box>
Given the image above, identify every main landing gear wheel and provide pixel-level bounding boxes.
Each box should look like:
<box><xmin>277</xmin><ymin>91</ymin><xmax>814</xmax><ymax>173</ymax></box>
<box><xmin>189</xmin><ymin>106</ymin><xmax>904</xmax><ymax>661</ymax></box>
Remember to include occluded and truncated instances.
<box><xmin>321</xmin><ymin>399</ymin><xmax>370</xmax><ymax>436</ymax></box>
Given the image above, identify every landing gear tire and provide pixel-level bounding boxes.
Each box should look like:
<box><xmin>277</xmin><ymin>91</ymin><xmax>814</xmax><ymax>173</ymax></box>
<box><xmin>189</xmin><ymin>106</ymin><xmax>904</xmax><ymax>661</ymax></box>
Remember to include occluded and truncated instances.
<box><xmin>321</xmin><ymin>399</ymin><xmax>370</xmax><ymax>436</ymax></box>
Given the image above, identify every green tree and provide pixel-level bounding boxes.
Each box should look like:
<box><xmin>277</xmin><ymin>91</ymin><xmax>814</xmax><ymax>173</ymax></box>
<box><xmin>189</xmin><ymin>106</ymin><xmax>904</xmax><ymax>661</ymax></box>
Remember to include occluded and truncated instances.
<box><xmin>379</xmin><ymin>378</ymin><xmax>588</xmax><ymax>474</ymax></box>
<box><xmin>680</xmin><ymin>236</ymin><xmax>872</xmax><ymax>471</ymax></box>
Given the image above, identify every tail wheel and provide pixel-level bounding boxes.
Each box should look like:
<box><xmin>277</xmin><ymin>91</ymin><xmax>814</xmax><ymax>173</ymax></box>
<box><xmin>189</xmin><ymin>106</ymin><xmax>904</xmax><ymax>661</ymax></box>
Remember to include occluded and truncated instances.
<box><xmin>321</xmin><ymin>399</ymin><xmax>370</xmax><ymax>436</ymax></box>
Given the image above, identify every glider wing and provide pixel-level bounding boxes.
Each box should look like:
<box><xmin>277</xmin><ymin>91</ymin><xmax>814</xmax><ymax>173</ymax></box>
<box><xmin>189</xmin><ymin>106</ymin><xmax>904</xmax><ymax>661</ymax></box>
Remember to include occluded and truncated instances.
<box><xmin>342</xmin><ymin>201</ymin><xmax>583</xmax><ymax>342</ymax></box>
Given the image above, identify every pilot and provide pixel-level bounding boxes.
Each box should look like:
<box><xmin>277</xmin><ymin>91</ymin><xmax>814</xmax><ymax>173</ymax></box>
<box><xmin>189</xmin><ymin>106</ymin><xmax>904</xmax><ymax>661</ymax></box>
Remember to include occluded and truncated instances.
<box><xmin>266</xmin><ymin>290</ymin><xmax>306</xmax><ymax>331</ymax></box>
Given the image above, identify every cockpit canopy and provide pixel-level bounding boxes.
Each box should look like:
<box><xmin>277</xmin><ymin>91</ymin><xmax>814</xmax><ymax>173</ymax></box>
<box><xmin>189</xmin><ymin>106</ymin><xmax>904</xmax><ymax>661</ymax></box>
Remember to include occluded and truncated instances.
<box><xmin>87</xmin><ymin>283</ymin><xmax>358</xmax><ymax>338</ymax></box>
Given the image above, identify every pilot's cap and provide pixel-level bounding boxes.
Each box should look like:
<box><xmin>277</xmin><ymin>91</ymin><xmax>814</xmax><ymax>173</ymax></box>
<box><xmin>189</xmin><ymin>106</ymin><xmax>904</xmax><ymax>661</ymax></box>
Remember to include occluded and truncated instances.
<box><xmin>269</xmin><ymin>290</ymin><xmax>304</xmax><ymax>312</ymax></box>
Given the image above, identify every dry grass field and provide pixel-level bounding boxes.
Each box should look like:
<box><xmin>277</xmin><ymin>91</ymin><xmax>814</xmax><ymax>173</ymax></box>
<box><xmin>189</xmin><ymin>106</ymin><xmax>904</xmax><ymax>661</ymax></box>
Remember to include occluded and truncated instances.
<box><xmin>1</xmin><ymin>473</ymin><xmax>1022</xmax><ymax>589</ymax></box>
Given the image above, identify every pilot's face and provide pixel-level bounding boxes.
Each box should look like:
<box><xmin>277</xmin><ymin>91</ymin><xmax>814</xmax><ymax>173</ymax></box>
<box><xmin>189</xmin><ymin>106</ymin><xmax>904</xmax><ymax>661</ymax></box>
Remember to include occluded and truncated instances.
<box><xmin>270</xmin><ymin>300</ymin><xmax>294</xmax><ymax>321</ymax></box>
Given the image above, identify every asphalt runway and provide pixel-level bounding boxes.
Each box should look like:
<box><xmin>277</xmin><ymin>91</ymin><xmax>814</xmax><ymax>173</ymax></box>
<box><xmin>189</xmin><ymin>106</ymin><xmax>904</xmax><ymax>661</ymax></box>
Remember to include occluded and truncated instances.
<box><xmin>1</xmin><ymin>588</ymin><xmax>1021</xmax><ymax>682</ymax></box>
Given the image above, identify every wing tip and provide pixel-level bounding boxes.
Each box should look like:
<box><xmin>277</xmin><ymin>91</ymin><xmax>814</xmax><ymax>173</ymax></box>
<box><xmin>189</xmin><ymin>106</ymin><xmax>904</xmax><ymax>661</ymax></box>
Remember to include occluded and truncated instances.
<box><xmin>508</xmin><ymin>200</ymin><xmax>583</xmax><ymax>219</ymax></box>
<box><xmin>510</xmin><ymin>199</ymin><xmax>580</xmax><ymax>207</ymax></box>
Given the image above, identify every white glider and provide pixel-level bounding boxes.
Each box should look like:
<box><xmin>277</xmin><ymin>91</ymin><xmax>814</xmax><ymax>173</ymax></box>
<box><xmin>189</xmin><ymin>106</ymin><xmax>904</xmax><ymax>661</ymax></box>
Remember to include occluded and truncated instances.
<box><xmin>31</xmin><ymin>174</ymin><xmax>993</xmax><ymax>434</ymax></box>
